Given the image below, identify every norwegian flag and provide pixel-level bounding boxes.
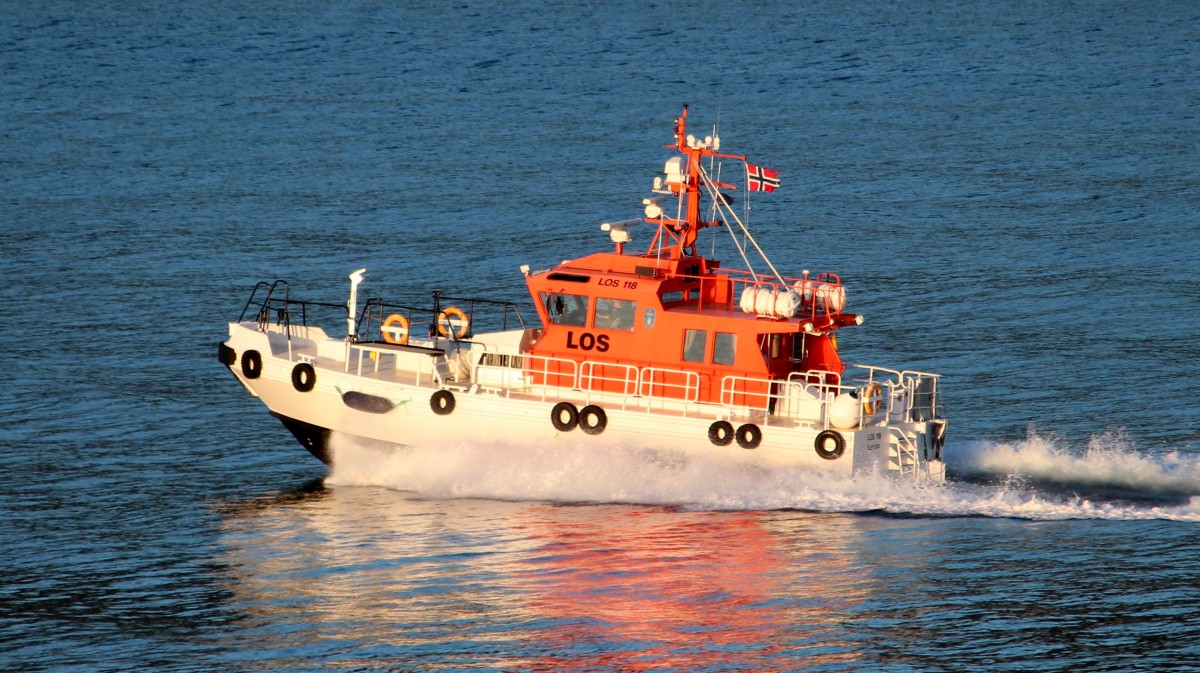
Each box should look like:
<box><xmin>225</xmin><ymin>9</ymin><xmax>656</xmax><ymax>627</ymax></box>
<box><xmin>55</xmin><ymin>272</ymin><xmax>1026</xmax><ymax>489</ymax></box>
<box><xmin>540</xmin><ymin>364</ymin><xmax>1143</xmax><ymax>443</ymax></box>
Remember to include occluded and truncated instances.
<box><xmin>746</xmin><ymin>163</ymin><xmax>780</xmax><ymax>192</ymax></box>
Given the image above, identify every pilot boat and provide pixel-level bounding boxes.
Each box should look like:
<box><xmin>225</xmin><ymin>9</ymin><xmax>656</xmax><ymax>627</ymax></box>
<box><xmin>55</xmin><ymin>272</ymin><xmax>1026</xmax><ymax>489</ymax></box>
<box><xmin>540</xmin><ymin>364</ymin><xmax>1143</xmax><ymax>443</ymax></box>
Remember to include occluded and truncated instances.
<box><xmin>219</xmin><ymin>106</ymin><xmax>948</xmax><ymax>482</ymax></box>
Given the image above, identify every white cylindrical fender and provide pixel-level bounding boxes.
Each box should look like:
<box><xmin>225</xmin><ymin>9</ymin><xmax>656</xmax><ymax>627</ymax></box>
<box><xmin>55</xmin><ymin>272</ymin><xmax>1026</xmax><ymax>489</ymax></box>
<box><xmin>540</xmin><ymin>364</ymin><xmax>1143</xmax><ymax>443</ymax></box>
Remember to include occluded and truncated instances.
<box><xmin>829</xmin><ymin>393</ymin><xmax>861</xmax><ymax>429</ymax></box>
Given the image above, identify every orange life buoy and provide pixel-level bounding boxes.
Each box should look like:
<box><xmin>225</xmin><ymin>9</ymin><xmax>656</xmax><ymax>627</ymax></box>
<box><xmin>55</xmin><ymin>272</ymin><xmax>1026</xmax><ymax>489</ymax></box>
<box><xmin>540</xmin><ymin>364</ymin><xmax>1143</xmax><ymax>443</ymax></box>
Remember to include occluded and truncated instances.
<box><xmin>382</xmin><ymin>314</ymin><xmax>410</xmax><ymax>345</ymax></box>
<box><xmin>436</xmin><ymin>306</ymin><xmax>470</xmax><ymax>339</ymax></box>
<box><xmin>862</xmin><ymin>381</ymin><xmax>882</xmax><ymax>416</ymax></box>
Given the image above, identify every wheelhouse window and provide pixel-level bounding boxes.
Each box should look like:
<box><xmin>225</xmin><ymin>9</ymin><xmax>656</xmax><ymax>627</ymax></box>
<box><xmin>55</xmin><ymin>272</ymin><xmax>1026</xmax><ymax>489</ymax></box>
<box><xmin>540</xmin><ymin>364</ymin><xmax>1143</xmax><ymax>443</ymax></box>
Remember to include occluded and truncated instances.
<box><xmin>713</xmin><ymin>332</ymin><xmax>737</xmax><ymax>366</ymax></box>
<box><xmin>683</xmin><ymin>329</ymin><xmax>707</xmax><ymax>363</ymax></box>
<box><xmin>542</xmin><ymin>292</ymin><xmax>590</xmax><ymax>327</ymax></box>
<box><xmin>593</xmin><ymin>298</ymin><xmax>636</xmax><ymax>331</ymax></box>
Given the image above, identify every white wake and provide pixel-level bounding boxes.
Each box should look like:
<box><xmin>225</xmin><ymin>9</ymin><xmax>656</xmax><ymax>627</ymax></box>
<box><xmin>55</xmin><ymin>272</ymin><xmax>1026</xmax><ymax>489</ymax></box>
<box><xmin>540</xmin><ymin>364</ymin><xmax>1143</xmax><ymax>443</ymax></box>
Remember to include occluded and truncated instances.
<box><xmin>325</xmin><ymin>430</ymin><xmax>1200</xmax><ymax>522</ymax></box>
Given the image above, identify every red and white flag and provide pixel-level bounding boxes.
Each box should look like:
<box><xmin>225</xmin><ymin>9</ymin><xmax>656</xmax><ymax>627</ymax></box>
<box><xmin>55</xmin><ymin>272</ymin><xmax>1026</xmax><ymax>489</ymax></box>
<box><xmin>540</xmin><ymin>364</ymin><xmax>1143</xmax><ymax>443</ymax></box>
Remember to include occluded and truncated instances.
<box><xmin>746</xmin><ymin>163</ymin><xmax>780</xmax><ymax>192</ymax></box>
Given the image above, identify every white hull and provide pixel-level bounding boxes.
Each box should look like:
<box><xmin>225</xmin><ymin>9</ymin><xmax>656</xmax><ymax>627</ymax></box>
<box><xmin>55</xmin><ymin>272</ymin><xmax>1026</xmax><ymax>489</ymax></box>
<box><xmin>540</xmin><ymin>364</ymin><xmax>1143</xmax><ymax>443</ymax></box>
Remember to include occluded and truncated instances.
<box><xmin>221</xmin><ymin>320</ymin><xmax>947</xmax><ymax>482</ymax></box>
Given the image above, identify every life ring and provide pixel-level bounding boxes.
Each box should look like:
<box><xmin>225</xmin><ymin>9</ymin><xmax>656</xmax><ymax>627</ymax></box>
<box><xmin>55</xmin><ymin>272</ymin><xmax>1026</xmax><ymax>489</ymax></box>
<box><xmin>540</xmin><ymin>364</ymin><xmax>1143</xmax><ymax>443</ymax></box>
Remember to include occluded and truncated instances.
<box><xmin>291</xmin><ymin>363</ymin><xmax>316</xmax><ymax>392</ymax></box>
<box><xmin>815</xmin><ymin>429</ymin><xmax>845</xmax><ymax>460</ymax></box>
<box><xmin>579</xmin><ymin>405</ymin><xmax>607</xmax><ymax>435</ymax></box>
<box><xmin>436</xmin><ymin>306</ymin><xmax>470</xmax><ymax>339</ymax></box>
<box><xmin>708</xmin><ymin>421</ymin><xmax>734</xmax><ymax>446</ymax></box>
<box><xmin>430</xmin><ymin>390</ymin><xmax>456</xmax><ymax>415</ymax></box>
<box><xmin>551</xmin><ymin>402</ymin><xmax>579</xmax><ymax>432</ymax></box>
<box><xmin>382</xmin><ymin>314</ymin><xmax>410</xmax><ymax>345</ymax></box>
<box><xmin>862</xmin><ymin>381</ymin><xmax>881</xmax><ymax>416</ymax></box>
<box><xmin>241</xmin><ymin>349</ymin><xmax>262</xmax><ymax>379</ymax></box>
<box><xmin>735</xmin><ymin>423</ymin><xmax>762</xmax><ymax>449</ymax></box>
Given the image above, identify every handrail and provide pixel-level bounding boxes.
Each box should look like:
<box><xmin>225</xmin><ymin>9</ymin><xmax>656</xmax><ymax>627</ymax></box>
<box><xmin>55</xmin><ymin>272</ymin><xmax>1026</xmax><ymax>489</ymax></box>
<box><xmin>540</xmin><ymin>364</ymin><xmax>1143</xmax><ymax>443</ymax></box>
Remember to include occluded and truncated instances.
<box><xmin>639</xmin><ymin>367</ymin><xmax>701</xmax><ymax>404</ymax></box>
<box><xmin>580</xmin><ymin>361</ymin><xmax>639</xmax><ymax>397</ymax></box>
<box><xmin>473</xmin><ymin>351</ymin><xmax>705</xmax><ymax>407</ymax></box>
<box><xmin>237</xmin><ymin>281</ymin><xmax>273</xmax><ymax>322</ymax></box>
<box><xmin>236</xmin><ymin>280</ymin><xmax>348</xmax><ymax>338</ymax></box>
<box><xmin>357</xmin><ymin>298</ymin><xmax>439</xmax><ymax>343</ymax></box>
<box><xmin>786</xmin><ymin>368</ymin><xmax>842</xmax><ymax>390</ymax></box>
<box><xmin>719</xmin><ymin>375</ymin><xmax>776</xmax><ymax>418</ymax></box>
<box><xmin>470</xmin><ymin>352</ymin><xmax>578</xmax><ymax>398</ymax></box>
<box><xmin>237</xmin><ymin>279</ymin><xmax>526</xmax><ymax>347</ymax></box>
<box><xmin>348</xmin><ymin>341</ymin><xmax>446</xmax><ymax>386</ymax></box>
<box><xmin>436</xmin><ymin>293</ymin><xmax>527</xmax><ymax>333</ymax></box>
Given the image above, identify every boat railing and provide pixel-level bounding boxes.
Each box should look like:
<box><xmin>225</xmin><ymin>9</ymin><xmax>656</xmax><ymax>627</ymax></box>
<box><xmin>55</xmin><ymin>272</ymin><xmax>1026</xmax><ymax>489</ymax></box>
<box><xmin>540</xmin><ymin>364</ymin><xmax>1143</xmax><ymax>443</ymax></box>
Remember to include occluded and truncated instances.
<box><xmin>580</xmin><ymin>362</ymin><xmax>640</xmax><ymax>405</ymax></box>
<box><xmin>238</xmin><ymin>281</ymin><xmax>282</xmax><ymax>323</ymax></box>
<box><xmin>900</xmin><ymin>369</ymin><xmax>942</xmax><ymax>422</ymax></box>
<box><xmin>479</xmin><ymin>354</ymin><xmax>580</xmax><ymax>401</ymax></box>
<box><xmin>239</xmin><ymin>280</ymin><xmax>295</xmax><ymax>335</ymax></box>
<box><xmin>847</xmin><ymin>364</ymin><xmax>942</xmax><ymax>422</ymax></box>
<box><xmin>470</xmin><ymin>349</ymin><xmax>936</xmax><ymax>428</ymax></box>
<box><xmin>236</xmin><ymin>280</ymin><xmax>353</xmax><ymax>359</ymax></box>
<box><xmin>722</xmin><ymin>369</ymin><xmax>906</xmax><ymax>429</ymax></box>
<box><xmin>357</xmin><ymin>298</ymin><xmax>441</xmax><ymax>344</ymax></box>
<box><xmin>784</xmin><ymin>369</ymin><xmax>844</xmax><ymax>392</ymax></box>
<box><xmin>347</xmin><ymin>341</ymin><xmax>448</xmax><ymax>387</ymax></box>
<box><xmin>357</xmin><ymin>294</ymin><xmax>526</xmax><ymax>347</ymax></box>
<box><xmin>473</xmin><ymin>352</ymin><xmax>702</xmax><ymax>411</ymax></box>
<box><xmin>638</xmin><ymin>367</ymin><xmax>701</xmax><ymax>407</ymax></box>
<box><xmin>435</xmin><ymin>293</ymin><xmax>527</xmax><ymax>336</ymax></box>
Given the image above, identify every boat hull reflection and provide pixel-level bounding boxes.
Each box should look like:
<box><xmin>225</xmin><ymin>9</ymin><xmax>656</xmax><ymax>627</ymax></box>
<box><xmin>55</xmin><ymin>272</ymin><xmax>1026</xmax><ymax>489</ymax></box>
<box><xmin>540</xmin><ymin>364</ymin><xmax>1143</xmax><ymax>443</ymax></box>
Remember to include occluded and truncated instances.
<box><xmin>215</xmin><ymin>486</ymin><xmax>882</xmax><ymax>669</ymax></box>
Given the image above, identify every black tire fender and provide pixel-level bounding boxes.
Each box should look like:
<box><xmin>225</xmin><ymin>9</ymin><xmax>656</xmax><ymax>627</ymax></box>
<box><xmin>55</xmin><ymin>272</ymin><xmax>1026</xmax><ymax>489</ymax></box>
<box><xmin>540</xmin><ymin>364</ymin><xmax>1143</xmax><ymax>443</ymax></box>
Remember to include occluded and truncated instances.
<box><xmin>735</xmin><ymin>423</ymin><xmax>762</xmax><ymax>449</ymax></box>
<box><xmin>708</xmin><ymin>421</ymin><xmax>734</xmax><ymax>446</ymax></box>
<box><xmin>579</xmin><ymin>405</ymin><xmax>607</xmax><ymax>435</ymax></box>
<box><xmin>241</xmin><ymin>349</ymin><xmax>262</xmax><ymax>379</ymax></box>
<box><xmin>815</xmin><ymin>429</ymin><xmax>846</xmax><ymax>460</ymax></box>
<box><xmin>551</xmin><ymin>402</ymin><xmax>579</xmax><ymax>432</ymax></box>
<box><xmin>291</xmin><ymin>363</ymin><xmax>316</xmax><ymax>392</ymax></box>
<box><xmin>431</xmin><ymin>390</ymin><xmax>456</xmax><ymax>415</ymax></box>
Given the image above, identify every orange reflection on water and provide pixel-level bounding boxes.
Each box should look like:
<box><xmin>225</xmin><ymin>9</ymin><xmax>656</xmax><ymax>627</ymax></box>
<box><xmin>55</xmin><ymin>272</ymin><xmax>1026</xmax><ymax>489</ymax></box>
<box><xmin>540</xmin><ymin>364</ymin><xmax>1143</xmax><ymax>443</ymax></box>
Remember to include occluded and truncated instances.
<box><xmin>511</xmin><ymin>505</ymin><xmax>868</xmax><ymax>671</ymax></box>
<box><xmin>215</xmin><ymin>487</ymin><xmax>876</xmax><ymax>671</ymax></box>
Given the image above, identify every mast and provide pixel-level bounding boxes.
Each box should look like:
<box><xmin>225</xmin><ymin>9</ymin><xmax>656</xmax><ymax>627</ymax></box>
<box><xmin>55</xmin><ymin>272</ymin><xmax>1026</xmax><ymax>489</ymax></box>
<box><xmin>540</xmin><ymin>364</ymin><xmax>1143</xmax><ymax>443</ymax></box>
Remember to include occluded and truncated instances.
<box><xmin>648</xmin><ymin>105</ymin><xmax>744</xmax><ymax>259</ymax></box>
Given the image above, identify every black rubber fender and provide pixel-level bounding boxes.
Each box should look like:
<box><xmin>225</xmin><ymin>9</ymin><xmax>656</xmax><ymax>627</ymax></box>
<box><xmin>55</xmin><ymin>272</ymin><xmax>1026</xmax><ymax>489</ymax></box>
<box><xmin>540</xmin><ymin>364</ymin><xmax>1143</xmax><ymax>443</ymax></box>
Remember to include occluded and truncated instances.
<box><xmin>291</xmin><ymin>363</ymin><xmax>316</xmax><ymax>392</ymax></box>
<box><xmin>217</xmin><ymin>342</ymin><xmax>236</xmax><ymax>367</ymax></box>
<box><xmin>341</xmin><ymin>391</ymin><xmax>395</xmax><ymax>414</ymax></box>
<box><xmin>579</xmin><ymin>405</ymin><xmax>607</xmax><ymax>435</ymax></box>
<box><xmin>815</xmin><ymin>429</ymin><xmax>846</xmax><ymax>460</ymax></box>
<box><xmin>430</xmin><ymin>390</ymin><xmax>456</xmax><ymax>415</ymax></box>
<box><xmin>241</xmin><ymin>349</ymin><xmax>263</xmax><ymax>379</ymax></box>
<box><xmin>735</xmin><ymin>423</ymin><xmax>762</xmax><ymax>449</ymax></box>
<box><xmin>551</xmin><ymin>402</ymin><xmax>579</xmax><ymax>432</ymax></box>
<box><xmin>708</xmin><ymin>421</ymin><xmax>734</xmax><ymax>446</ymax></box>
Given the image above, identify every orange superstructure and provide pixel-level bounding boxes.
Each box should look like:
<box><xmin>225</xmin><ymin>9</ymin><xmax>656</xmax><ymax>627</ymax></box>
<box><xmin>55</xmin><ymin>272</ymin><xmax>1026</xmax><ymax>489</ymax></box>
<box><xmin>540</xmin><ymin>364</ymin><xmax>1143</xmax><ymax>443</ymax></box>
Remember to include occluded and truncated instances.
<box><xmin>523</xmin><ymin>105</ymin><xmax>861</xmax><ymax>405</ymax></box>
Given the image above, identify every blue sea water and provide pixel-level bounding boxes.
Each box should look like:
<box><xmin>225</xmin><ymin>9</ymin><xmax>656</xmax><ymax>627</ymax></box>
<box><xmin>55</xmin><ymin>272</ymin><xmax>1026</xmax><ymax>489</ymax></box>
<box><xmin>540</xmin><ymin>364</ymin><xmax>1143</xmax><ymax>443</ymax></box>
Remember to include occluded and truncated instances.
<box><xmin>3</xmin><ymin>1</ymin><xmax>1200</xmax><ymax>671</ymax></box>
